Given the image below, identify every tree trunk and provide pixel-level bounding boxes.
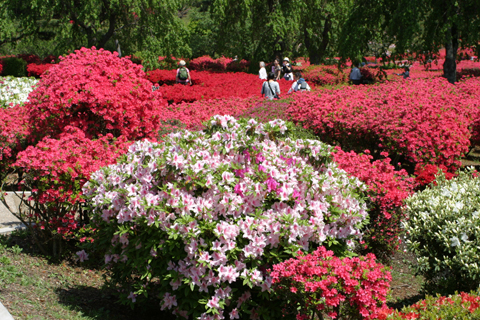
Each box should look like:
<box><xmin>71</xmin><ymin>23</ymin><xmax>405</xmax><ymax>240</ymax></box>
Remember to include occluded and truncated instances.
<box><xmin>443</xmin><ymin>24</ymin><xmax>458</xmax><ymax>84</ymax></box>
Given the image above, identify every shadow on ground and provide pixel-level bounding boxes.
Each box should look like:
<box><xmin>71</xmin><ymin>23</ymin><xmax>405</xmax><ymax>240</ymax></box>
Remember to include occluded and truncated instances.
<box><xmin>56</xmin><ymin>285</ymin><xmax>175</xmax><ymax>320</ymax></box>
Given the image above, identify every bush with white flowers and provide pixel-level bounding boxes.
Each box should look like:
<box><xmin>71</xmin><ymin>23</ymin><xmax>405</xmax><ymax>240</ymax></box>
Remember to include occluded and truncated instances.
<box><xmin>0</xmin><ymin>76</ymin><xmax>38</xmax><ymax>108</ymax></box>
<box><xmin>82</xmin><ymin>115</ymin><xmax>368</xmax><ymax>320</ymax></box>
<box><xmin>404</xmin><ymin>168</ymin><xmax>480</xmax><ymax>294</ymax></box>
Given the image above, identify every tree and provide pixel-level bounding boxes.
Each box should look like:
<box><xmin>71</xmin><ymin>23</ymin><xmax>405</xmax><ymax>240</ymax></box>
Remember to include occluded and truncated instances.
<box><xmin>0</xmin><ymin>0</ymin><xmax>191</xmax><ymax>59</ymax></box>
<box><xmin>210</xmin><ymin>0</ymin><xmax>350</xmax><ymax>68</ymax></box>
<box><xmin>338</xmin><ymin>0</ymin><xmax>480</xmax><ymax>83</ymax></box>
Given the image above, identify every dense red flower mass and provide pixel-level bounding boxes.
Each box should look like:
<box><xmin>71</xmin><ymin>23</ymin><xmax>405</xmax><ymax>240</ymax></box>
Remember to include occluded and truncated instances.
<box><xmin>25</xmin><ymin>47</ymin><xmax>166</xmax><ymax>141</ymax></box>
<box><xmin>26</xmin><ymin>63</ymin><xmax>54</xmax><ymax>77</ymax></box>
<box><xmin>270</xmin><ymin>246</ymin><xmax>391</xmax><ymax>319</ymax></box>
<box><xmin>287</xmin><ymin>77</ymin><xmax>480</xmax><ymax>170</ymax></box>
<box><xmin>14</xmin><ymin>126</ymin><xmax>131</xmax><ymax>235</ymax></box>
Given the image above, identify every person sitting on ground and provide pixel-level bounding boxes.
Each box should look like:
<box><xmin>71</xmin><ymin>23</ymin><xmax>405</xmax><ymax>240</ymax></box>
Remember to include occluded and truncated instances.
<box><xmin>288</xmin><ymin>71</ymin><xmax>311</xmax><ymax>94</ymax></box>
<box><xmin>176</xmin><ymin>60</ymin><xmax>192</xmax><ymax>85</ymax></box>
<box><xmin>396</xmin><ymin>66</ymin><xmax>410</xmax><ymax>79</ymax></box>
<box><xmin>261</xmin><ymin>72</ymin><xmax>281</xmax><ymax>100</ymax></box>
<box><xmin>272</xmin><ymin>59</ymin><xmax>282</xmax><ymax>80</ymax></box>
<box><xmin>259</xmin><ymin>61</ymin><xmax>268</xmax><ymax>80</ymax></box>
<box><xmin>282</xmin><ymin>57</ymin><xmax>294</xmax><ymax>81</ymax></box>
<box><xmin>349</xmin><ymin>61</ymin><xmax>362</xmax><ymax>85</ymax></box>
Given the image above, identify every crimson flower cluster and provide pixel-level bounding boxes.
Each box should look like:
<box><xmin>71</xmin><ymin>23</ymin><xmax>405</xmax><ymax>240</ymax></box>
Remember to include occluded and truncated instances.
<box><xmin>188</xmin><ymin>55</ymin><xmax>250</xmax><ymax>72</ymax></box>
<box><xmin>270</xmin><ymin>246</ymin><xmax>391</xmax><ymax>320</ymax></box>
<box><xmin>26</xmin><ymin>63</ymin><xmax>54</xmax><ymax>77</ymax></box>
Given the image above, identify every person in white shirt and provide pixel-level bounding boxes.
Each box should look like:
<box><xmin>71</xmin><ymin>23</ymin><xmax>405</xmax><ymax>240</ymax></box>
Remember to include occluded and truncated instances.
<box><xmin>349</xmin><ymin>62</ymin><xmax>362</xmax><ymax>85</ymax></box>
<box><xmin>259</xmin><ymin>61</ymin><xmax>267</xmax><ymax>80</ymax></box>
<box><xmin>282</xmin><ymin>57</ymin><xmax>294</xmax><ymax>80</ymax></box>
<box><xmin>288</xmin><ymin>71</ymin><xmax>311</xmax><ymax>94</ymax></box>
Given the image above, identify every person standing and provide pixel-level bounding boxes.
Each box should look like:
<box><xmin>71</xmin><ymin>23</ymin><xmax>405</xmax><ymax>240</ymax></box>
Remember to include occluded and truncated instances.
<box><xmin>272</xmin><ymin>59</ymin><xmax>282</xmax><ymax>80</ymax></box>
<box><xmin>349</xmin><ymin>62</ymin><xmax>362</xmax><ymax>85</ymax></box>
<box><xmin>261</xmin><ymin>72</ymin><xmax>281</xmax><ymax>100</ymax></box>
<box><xmin>259</xmin><ymin>61</ymin><xmax>268</xmax><ymax>80</ymax></box>
<box><xmin>176</xmin><ymin>60</ymin><xmax>192</xmax><ymax>85</ymax></box>
<box><xmin>288</xmin><ymin>71</ymin><xmax>311</xmax><ymax>94</ymax></box>
<box><xmin>282</xmin><ymin>57</ymin><xmax>294</xmax><ymax>81</ymax></box>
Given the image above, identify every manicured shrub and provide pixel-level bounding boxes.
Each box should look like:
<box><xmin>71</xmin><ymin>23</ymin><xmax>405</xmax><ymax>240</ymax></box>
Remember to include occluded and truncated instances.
<box><xmin>2</xmin><ymin>58</ymin><xmax>27</xmax><ymax>77</ymax></box>
<box><xmin>270</xmin><ymin>246</ymin><xmax>391</xmax><ymax>320</ymax></box>
<box><xmin>333</xmin><ymin>148</ymin><xmax>415</xmax><ymax>261</ymax></box>
<box><xmin>403</xmin><ymin>168</ymin><xmax>480</xmax><ymax>294</ymax></box>
<box><xmin>385</xmin><ymin>292</ymin><xmax>480</xmax><ymax>319</ymax></box>
<box><xmin>413</xmin><ymin>163</ymin><xmax>455</xmax><ymax>188</ymax></box>
<box><xmin>26</xmin><ymin>47</ymin><xmax>166</xmax><ymax>142</ymax></box>
<box><xmin>11</xmin><ymin>126</ymin><xmax>130</xmax><ymax>257</ymax></box>
<box><xmin>82</xmin><ymin>115</ymin><xmax>369</xmax><ymax>319</ymax></box>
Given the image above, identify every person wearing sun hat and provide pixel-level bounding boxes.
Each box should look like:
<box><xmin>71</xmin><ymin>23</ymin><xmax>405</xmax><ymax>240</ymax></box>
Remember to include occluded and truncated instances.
<box><xmin>282</xmin><ymin>57</ymin><xmax>294</xmax><ymax>81</ymax></box>
<box><xmin>176</xmin><ymin>60</ymin><xmax>192</xmax><ymax>85</ymax></box>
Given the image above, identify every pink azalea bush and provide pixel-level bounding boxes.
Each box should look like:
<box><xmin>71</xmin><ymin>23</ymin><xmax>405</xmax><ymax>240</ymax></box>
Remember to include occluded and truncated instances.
<box><xmin>270</xmin><ymin>246</ymin><xmax>391</xmax><ymax>320</ymax></box>
<box><xmin>25</xmin><ymin>47</ymin><xmax>166</xmax><ymax>141</ymax></box>
<box><xmin>82</xmin><ymin>115</ymin><xmax>369</xmax><ymax>319</ymax></box>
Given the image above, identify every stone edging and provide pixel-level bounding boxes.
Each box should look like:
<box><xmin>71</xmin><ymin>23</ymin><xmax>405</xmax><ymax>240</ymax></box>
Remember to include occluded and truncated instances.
<box><xmin>0</xmin><ymin>301</ymin><xmax>14</xmax><ymax>320</ymax></box>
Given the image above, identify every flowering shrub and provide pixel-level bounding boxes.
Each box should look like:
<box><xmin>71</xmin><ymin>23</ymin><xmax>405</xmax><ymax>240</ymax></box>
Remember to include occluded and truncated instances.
<box><xmin>0</xmin><ymin>104</ymin><xmax>31</xmax><ymax>180</ymax></box>
<box><xmin>26</xmin><ymin>47</ymin><xmax>166</xmax><ymax>141</ymax></box>
<box><xmin>82</xmin><ymin>115</ymin><xmax>369</xmax><ymax>319</ymax></box>
<box><xmin>10</xmin><ymin>126</ymin><xmax>130</xmax><ymax>257</ymax></box>
<box><xmin>403</xmin><ymin>168</ymin><xmax>480</xmax><ymax>294</ymax></box>
<box><xmin>0</xmin><ymin>76</ymin><xmax>38</xmax><ymax>108</ymax></box>
<box><xmin>287</xmin><ymin>78</ymin><xmax>480</xmax><ymax>170</ymax></box>
<box><xmin>26</xmin><ymin>63</ymin><xmax>54</xmax><ymax>77</ymax></box>
<box><xmin>385</xmin><ymin>292</ymin><xmax>480</xmax><ymax>319</ymax></box>
<box><xmin>413</xmin><ymin>163</ymin><xmax>455</xmax><ymax>188</ymax></box>
<box><xmin>189</xmin><ymin>55</ymin><xmax>249</xmax><ymax>72</ymax></box>
<box><xmin>270</xmin><ymin>246</ymin><xmax>391</xmax><ymax>320</ymax></box>
<box><xmin>333</xmin><ymin>148</ymin><xmax>415</xmax><ymax>261</ymax></box>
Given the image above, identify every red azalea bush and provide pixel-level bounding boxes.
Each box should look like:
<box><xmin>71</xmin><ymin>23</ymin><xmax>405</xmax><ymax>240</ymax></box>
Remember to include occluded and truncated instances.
<box><xmin>287</xmin><ymin>77</ymin><xmax>480</xmax><ymax>171</ymax></box>
<box><xmin>0</xmin><ymin>105</ymin><xmax>31</xmax><ymax>180</ymax></box>
<box><xmin>16</xmin><ymin>54</ymin><xmax>41</xmax><ymax>64</ymax></box>
<box><xmin>302</xmin><ymin>65</ymin><xmax>347</xmax><ymax>86</ymax></box>
<box><xmin>26</xmin><ymin>63</ymin><xmax>54</xmax><ymax>77</ymax></box>
<box><xmin>384</xmin><ymin>292</ymin><xmax>480</xmax><ymax>319</ymax></box>
<box><xmin>26</xmin><ymin>47</ymin><xmax>166</xmax><ymax>142</ymax></box>
<box><xmin>333</xmin><ymin>148</ymin><xmax>415</xmax><ymax>260</ymax></box>
<box><xmin>414</xmin><ymin>163</ymin><xmax>456</xmax><ymax>187</ymax></box>
<box><xmin>13</xmin><ymin>126</ymin><xmax>131</xmax><ymax>257</ymax></box>
<box><xmin>188</xmin><ymin>55</ymin><xmax>249</xmax><ymax>72</ymax></box>
<box><xmin>270</xmin><ymin>246</ymin><xmax>391</xmax><ymax>320</ymax></box>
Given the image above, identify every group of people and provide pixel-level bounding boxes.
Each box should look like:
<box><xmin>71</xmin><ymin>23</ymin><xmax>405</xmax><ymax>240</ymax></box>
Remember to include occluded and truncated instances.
<box><xmin>259</xmin><ymin>57</ymin><xmax>311</xmax><ymax>100</ymax></box>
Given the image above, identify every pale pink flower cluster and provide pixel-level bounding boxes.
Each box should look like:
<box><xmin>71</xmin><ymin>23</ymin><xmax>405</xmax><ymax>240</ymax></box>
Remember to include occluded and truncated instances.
<box><xmin>84</xmin><ymin>115</ymin><xmax>368</xmax><ymax>319</ymax></box>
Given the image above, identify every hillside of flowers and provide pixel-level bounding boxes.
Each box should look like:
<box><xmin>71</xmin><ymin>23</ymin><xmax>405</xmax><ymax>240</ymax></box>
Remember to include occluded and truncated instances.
<box><xmin>1</xmin><ymin>47</ymin><xmax>480</xmax><ymax>319</ymax></box>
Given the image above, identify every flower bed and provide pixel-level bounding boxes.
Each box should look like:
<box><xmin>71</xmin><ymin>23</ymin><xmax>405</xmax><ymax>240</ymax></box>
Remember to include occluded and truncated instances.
<box><xmin>148</xmin><ymin>70</ymin><xmax>295</xmax><ymax>104</ymax></box>
<box><xmin>287</xmin><ymin>77</ymin><xmax>480</xmax><ymax>170</ymax></box>
<box><xmin>82</xmin><ymin>115</ymin><xmax>369</xmax><ymax>319</ymax></box>
<box><xmin>26</xmin><ymin>63</ymin><xmax>54</xmax><ymax>77</ymax></box>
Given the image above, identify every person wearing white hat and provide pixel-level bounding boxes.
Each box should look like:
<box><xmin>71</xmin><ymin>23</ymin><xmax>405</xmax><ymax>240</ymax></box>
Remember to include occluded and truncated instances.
<box><xmin>282</xmin><ymin>57</ymin><xmax>293</xmax><ymax>81</ymax></box>
<box><xmin>176</xmin><ymin>60</ymin><xmax>192</xmax><ymax>85</ymax></box>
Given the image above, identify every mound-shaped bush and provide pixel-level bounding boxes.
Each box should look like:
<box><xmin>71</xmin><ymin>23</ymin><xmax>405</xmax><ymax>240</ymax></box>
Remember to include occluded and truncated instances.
<box><xmin>404</xmin><ymin>168</ymin><xmax>480</xmax><ymax>294</ymax></box>
<box><xmin>26</xmin><ymin>47</ymin><xmax>166</xmax><ymax>141</ymax></box>
<box><xmin>83</xmin><ymin>115</ymin><xmax>369</xmax><ymax>319</ymax></box>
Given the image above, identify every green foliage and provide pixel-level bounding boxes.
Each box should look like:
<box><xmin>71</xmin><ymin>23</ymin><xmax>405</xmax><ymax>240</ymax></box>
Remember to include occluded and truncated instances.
<box><xmin>388</xmin><ymin>292</ymin><xmax>480</xmax><ymax>319</ymax></box>
<box><xmin>1</xmin><ymin>0</ymin><xmax>191</xmax><ymax>58</ymax></box>
<box><xmin>1</xmin><ymin>58</ymin><xmax>27</xmax><ymax>77</ymax></box>
<box><xmin>403</xmin><ymin>168</ymin><xmax>480</xmax><ymax>294</ymax></box>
